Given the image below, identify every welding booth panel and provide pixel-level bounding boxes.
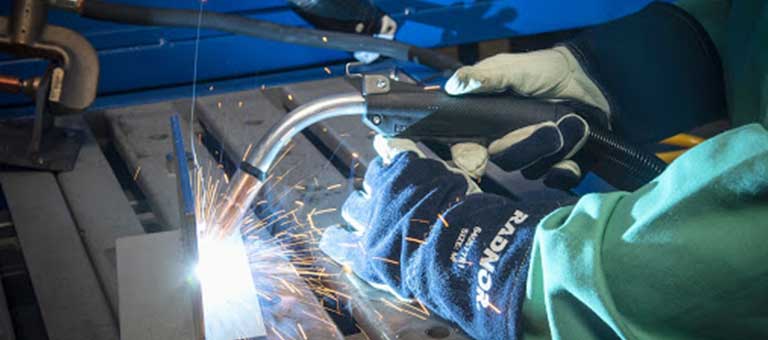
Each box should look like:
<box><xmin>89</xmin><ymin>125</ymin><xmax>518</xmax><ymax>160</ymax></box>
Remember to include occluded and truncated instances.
<box><xmin>0</xmin><ymin>0</ymin><xmax>663</xmax><ymax>112</ymax></box>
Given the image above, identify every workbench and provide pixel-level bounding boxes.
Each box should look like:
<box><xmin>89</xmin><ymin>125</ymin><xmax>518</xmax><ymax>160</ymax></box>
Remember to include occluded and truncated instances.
<box><xmin>0</xmin><ymin>64</ymin><xmax>578</xmax><ymax>339</ymax></box>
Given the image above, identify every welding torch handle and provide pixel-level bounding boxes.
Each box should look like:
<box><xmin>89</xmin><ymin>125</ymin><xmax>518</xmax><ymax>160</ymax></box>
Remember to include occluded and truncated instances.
<box><xmin>364</xmin><ymin>88</ymin><xmax>601</xmax><ymax>146</ymax></box>
<box><xmin>363</xmin><ymin>87</ymin><xmax>665</xmax><ymax>190</ymax></box>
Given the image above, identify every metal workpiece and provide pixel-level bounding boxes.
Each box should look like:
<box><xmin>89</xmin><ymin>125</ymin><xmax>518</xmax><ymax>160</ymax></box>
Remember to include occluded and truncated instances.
<box><xmin>169</xmin><ymin>115</ymin><xmax>205</xmax><ymax>340</ymax></box>
<box><xmin>117</xmin><ymin>230</ymin><xmax>203</xmax><ymax>340</ymax></box>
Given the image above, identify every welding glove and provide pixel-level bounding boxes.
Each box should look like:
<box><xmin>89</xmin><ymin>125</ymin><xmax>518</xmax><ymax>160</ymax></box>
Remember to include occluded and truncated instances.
<box><xmin>319</xmin><ymin>141</ymin><xmax>573</xmax><ymax>340</ymax></box>
<box><xmin>443</xmin><ymin>1</ymin><xmax>727</xmax><ymax>190</ymax></box>
<box><xmin>443</xmin><ymin>46</ymin><xmax>606</xmax><ymax>190</ymax></box>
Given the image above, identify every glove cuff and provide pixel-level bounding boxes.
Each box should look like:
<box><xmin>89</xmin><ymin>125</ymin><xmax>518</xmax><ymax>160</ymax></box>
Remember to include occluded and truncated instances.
<box><xmin>563</xmin><ymin>2</ymin><xmax>726</xmax><ymax>145</ymax></box>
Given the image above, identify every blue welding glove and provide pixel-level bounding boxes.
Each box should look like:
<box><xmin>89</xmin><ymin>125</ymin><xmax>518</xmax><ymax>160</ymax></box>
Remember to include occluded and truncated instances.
<box><xmin>320</xmin><ymin>141</ymin><xmax>574</xmax><ymax>340</ymax></box>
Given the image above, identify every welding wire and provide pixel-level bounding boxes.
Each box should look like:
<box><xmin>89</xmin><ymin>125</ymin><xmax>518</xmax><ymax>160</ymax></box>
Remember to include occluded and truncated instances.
<box><xmin>187</xmin><ymin>0</ymin><xmax>205</xmax><ymax>169</ymax></box>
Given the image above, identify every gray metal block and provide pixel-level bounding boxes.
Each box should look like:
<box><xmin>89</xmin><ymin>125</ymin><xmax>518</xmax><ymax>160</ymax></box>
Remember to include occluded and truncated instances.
<box><xmin>118</xmin><ymin>230</ymin><xmax>268</xmax><ymax>340</ymax></box>
<box><xmin>56</xmin><ymin>117</ymin><xmax>146</xmax><ymax>316</ymax></box>
<box><xmin>116</xmin><ymin>230</ymin><xmax>198</xmax><ymax>340</ymax></box>
<box><xmin>0</xmin><ymin>172</ymin><xmax>118</xmax><ymax>340</ymax></box>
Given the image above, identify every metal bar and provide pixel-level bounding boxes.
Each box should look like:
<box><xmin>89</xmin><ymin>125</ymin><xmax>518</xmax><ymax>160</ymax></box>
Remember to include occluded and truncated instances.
<box><xmin>0</xmin><ymin>172</ymin><xmax>118</xmax><ymax>340</ymax></box>
<box><xmin>56</xmin><ymin>116</ymin><xmax>145</xmax><ymax>316</ymax></box>
<box><xmin>169</xmin><ymin>114</ymin><xmax>205</xmax><ymax>340</ymax></box>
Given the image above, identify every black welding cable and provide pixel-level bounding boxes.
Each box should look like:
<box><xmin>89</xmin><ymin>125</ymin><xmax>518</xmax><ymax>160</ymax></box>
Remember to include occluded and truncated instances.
<box><xmin>76</xmin><ymin>0</ymin><xmax>463</xmax><ymax>72</ymax></box>
<box><xmin>286</xmin><ymin>0</ymin><xmax>385</xmax><ymax>35</ymax></box>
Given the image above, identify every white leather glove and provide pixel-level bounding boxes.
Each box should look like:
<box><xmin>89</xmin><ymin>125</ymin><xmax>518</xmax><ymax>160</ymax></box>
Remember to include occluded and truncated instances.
<box><xmin>443</xmin><ymin>46</ymin><xmax>611</xmax><ymax>189</ymax></box>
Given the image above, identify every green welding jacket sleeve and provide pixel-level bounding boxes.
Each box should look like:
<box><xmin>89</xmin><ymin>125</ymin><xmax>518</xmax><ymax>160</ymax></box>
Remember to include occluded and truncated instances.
<box><xmin>522</xmin><ymin>123</ymin><xmax>768</xmax><ymax>339</ymax></box>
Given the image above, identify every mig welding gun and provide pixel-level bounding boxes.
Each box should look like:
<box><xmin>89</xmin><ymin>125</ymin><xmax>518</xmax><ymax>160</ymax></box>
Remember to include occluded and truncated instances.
<box><xmin>215</xmin><ymin>74</ymin><xmax>668</xmax><ymax>230</ymax></box>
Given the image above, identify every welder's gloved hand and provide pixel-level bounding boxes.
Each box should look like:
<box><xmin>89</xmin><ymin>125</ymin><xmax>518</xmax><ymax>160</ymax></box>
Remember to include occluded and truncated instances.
<box><xmin>444</xmin><ymin>46</ymin><xmax>611</xmax><ymax>190</ymax></box>
<box><xmin>320</xmin><ymin>142</ymin><xmax>570</xmax><ymax>339</ymax></box>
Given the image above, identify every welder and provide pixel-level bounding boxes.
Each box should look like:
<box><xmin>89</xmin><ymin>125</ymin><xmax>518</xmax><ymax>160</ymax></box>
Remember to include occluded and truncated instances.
<box><xmin>320</xmin><ymin>1</ymin><xmax>768</xmax><ymax>339</ymax></box>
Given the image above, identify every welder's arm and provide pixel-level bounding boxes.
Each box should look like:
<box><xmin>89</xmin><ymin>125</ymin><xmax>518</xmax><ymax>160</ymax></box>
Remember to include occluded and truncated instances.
<box><xmin>524</xmin><ymin>124</ymin><xmax>768</xmax><ymax>339</ymax></box>
<box><xmin>320</xmin><ymin>138</ymin><xmax>574</xmax><ymax>340</ymax></box>
<box><xmin>445</xmin><ymin>2</ymin><xmax>726</xmax><ymax>188</ymax></box>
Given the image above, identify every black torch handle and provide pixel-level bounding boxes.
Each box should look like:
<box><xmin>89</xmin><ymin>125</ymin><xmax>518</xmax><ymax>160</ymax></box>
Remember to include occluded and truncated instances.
<box><xmin>363</xmin><ymin>82</ymin><xmax>665</xmax><ymax>191</ymax></box>
<box><xmin>364</xmin><ymin>85</ymin><xmax>598</xmax><ymax>146</ymax></box>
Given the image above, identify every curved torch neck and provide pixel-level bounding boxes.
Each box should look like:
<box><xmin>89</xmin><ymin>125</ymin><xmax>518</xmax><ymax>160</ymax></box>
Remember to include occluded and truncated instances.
<box><xmin>243</xmin><ymin>92</ymin><xmax>367</xmax><ymax>175</ymax></box>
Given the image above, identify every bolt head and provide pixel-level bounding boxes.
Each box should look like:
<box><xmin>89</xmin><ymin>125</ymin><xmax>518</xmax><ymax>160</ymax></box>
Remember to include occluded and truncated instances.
<box><xmin>376</xmin><ymin>78</ymin><xmax>388</xmax><ymax>89</ymax></box>
<box><xmin>371</xmin><ymin>115</ymin><xmax>382</xmax><ymax>125</ymax></box>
